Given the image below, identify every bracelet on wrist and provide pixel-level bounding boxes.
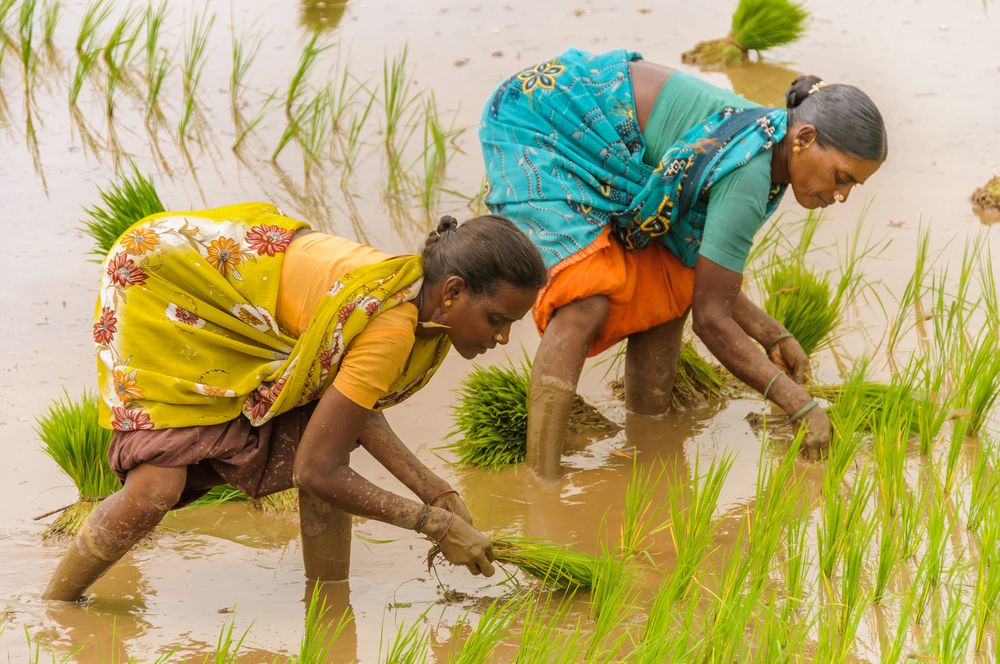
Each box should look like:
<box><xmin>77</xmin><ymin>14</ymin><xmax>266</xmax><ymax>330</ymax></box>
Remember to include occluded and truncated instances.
<box><xmin>428</xmin><ymin>488</ymin><xmax>458</xmax><ymax>506</ymax></box>
<box><xmin>413</xmin><ymin>502</ymin><xmax>432</xmax><ymax>533</ymax></box>
<box><xmin>763</xmin><ymin>331</ymin><xmax>794</xmax><ymax>355</ymax></box>
<box><xmin>788</xmin><ymin>400</ymin><xmax>819</xmax><ymax>423</ymax></box>
<box><xmin>762</xmin><ymin>369</ymin><xmax>785</xmax><ymax>401</ymax></box>
<box><xmin>433</xmin><ymin>512</ymin><xmax>456</xmax><ymax>544</ymax></box>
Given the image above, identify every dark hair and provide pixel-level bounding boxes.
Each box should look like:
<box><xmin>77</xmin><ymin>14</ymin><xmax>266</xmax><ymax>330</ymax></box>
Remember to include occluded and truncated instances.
<box><xmin>421</xmin><ymin>214</ymin><xmax>548</xmax><ymax>296</ymax></box>
<box><xmin>785</xmin><ymin>75</ymin><xmax>888</xmax><ymax>162</ymax></box>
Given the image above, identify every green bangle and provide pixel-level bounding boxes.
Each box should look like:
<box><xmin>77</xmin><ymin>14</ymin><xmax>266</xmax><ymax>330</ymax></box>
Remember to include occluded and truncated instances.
<box><xmin>413</xmin><ymin>503</ymin><xmax>432</xmax><ymax>533</ymax></box>
<box><xmin>763</xmin><ymin>331</ymin><xmax>794</xmax><ymax>355</ymax></box>
<box><xmin>762</xmin><ymin>370</ymin><xmax>785</xmax><ymax>400</ymax></box>
<box><xmin>788</xmin><ymin>400</ymin><xmax>819</xmax><ymax>423</ymax></box>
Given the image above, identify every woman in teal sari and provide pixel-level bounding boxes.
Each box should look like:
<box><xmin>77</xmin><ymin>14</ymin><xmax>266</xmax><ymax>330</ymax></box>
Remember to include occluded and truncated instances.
<box><xmin>480</xmin><ymin>49</ymin><xmax>887</xmax><ymax>479</ymax></box>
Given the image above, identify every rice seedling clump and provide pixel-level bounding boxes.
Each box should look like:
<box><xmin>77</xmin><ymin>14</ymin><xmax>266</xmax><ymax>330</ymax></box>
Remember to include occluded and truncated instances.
<box><xmin>609</xmin><ymin>339</ymin><xmax>735</xmax><ymax>408</ymax></box>
<box><xmin>970</xmin><ymin>175</ymin><xmax>1000</xmax><ymax>216</ymax></box>
<box><xmin>448</xmin><ymin>360</ymin><xmax>615</xmax><ymax>470</ymax></box>
<box><xmin>448</xmin><ymin>361</ymin><xmax>531</xmax><ymax>470</ymax></box>
<box><xmin>82</xmin><ymin>166</ymin><xmax>165</xmax><ymax>257</ymax></box>
<box><xmin>428</xmin><ymin>535</ymin><xmax>605</xmax><ymax>591</ymax></box>
<box><xmin>34</xmin><ymin>392</ymin><xmax>118</xmax><ymax>536</ymax></box>
<box><xmin>762</xmin><ymin>261</ymin><xmax>839</xmax><ymax>355</ymax></box>
<box><xmin>681</xmin><ymin>0</ymin><xmax>809</xmax><ymax>67</ymax></box>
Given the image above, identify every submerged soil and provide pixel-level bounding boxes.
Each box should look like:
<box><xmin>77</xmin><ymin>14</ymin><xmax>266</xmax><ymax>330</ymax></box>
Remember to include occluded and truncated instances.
<box><xmin>2</xmin><ymin>0</ymin><xmax>999</xmax><ymax>661</ymax></box>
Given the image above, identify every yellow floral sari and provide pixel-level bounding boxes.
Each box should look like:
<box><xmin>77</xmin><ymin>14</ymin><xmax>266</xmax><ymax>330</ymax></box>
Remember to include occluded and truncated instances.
<box><xmin>95</xmin><ymin>202</ymin><xmax>449</xmax><ymax>431</ymax></box>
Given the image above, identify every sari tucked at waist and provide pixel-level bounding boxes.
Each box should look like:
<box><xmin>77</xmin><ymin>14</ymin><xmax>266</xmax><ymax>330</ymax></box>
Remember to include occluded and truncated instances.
<box><xmin>479</xmin><ymin>48</ymin><xmax>788</xmax><ymax>275</ymax></box>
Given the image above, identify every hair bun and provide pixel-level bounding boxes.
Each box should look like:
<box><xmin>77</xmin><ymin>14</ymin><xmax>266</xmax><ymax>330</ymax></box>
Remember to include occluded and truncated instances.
<box><xmin>436</xmin><ymin>215</ymin><xmax>459</xmax><ymax>234</ymax></box>
<box><xmin>786</xmin><ymin>74</ymin><xmax>824</xmax><ymax>109</ymax></box>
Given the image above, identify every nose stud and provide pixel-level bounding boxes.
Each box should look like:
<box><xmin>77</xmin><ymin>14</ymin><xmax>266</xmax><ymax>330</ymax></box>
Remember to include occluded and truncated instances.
<box><xmin>494</xmin><ymin>333</ymin><xmax>504</xmax><ymax>343</ymax></box>
<box><xmin>834</xmin><ymin>191</ymin><xmax>845</xmax><ymax>203</ymax></box>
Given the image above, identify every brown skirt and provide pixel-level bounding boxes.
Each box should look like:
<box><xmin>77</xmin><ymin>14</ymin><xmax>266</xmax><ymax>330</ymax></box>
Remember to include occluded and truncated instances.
<box><xmin>108</xmin><ymin>404</ymin><xmax>316</xmax><ymax>506</ymax></box>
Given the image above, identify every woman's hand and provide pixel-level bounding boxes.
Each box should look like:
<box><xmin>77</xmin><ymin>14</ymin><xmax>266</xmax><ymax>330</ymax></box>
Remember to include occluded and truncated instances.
<box><xmin>798</xmin><ymin>406</ymin><xmax>832</xmax><ymax>461</ymax></box>
<box><xmin>431</xmin><ymin>490</ymin><xmax>474</xmax><ymax>526</ymax></box>
<box><xmin>768</xmin><ymin>336</ymin><xmax>812</xmax><ymax>386</ymax></box>
<box><xmin>425</xmin><ymin>508</ymin><xmax>495</xmax><ymax>576</ymax></box>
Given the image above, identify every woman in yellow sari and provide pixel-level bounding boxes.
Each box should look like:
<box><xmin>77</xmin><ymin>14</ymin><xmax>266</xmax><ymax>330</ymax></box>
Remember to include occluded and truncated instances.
<box><xmin>44</xmin><ymin>203</ymin><xmax>547</xmax><ymax>601</ymax></box>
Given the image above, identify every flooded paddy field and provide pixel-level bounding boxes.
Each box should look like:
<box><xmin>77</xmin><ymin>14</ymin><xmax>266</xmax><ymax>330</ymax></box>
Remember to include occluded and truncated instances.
<box><xmin>1</xmin><ymin>0</ymin><xmax>999</xmax><ymax>660</ymax></box>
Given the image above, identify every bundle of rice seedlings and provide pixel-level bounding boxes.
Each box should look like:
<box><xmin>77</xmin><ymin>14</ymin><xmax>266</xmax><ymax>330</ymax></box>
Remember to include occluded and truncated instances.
<box><xmin>681</xmin><ymin>0</ymin><xmax>809</xmax><ymax>67</ymax></box>
<box><xmin>493</xmin><ymin>536</ymin><xmax>608</xmax><ymax>591</ymax></box>
<box><xmin>447</xmin><ymin>361</ymin><xmax>530</xmax><ymax>470</ymax></box>
<box><xmin>762</xmin><ymin>261</ymin><xmax>840</xmax><ymax>356</ymax></box>
<box><xmin>35</xmin><ymin>393</ymin><xmax>255</xmax><ymax>534</ymax></box>
<box><xmin>81</xmin><ymin>165</ymin><xmax>165</xmax><ymax>258</ymax></box>
<box><xmin>672</xmin><ymin>340</ymin><xmax>737</xmax><ymax>406</ymax></box>
<box><xmin>252</xmin><ymin>488</ymin><xmax>299</xmax><ymax>513</ymax></box>
<box><xmin>427</xmin><ymin>534</ymin><xmax>605</xmax><ymax>590</ymax></box>
<box><xmin>810</xmin><ymin>381</ymin><xmax>923</xmax><ymax>434</ymax></box>
<box><xmin>35</xmin><ymin>392</ymin><xmax>119</xmax><ymax>536</ymax></box>
<box><xmin>447</xmin><ymin>359</ymin><xmax>615</xmax><ymax>470</ymax></box>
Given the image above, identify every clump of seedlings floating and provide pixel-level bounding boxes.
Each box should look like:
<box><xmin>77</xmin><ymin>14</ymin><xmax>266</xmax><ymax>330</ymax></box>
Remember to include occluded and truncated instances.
<box><xmin>34</xmin><ymin>391</ymin><xmax>120</xmax><ymax>536</ymax></box>
<box><xmin>971</xmin><ymin>175</ymin><xmax>1000</xmax><ymax>218</ymax></box>
<box><xmin>33</xmin><ymin>391</ymin><xmax>261</xmax><ymax>535</ymax></box>
<box><xmin>681</xmin><ymin>0</ymin><xmax>809</xmax><ymax>67</ymax></box>
<box><xmin>81</xmin><ymin>165</ymin><xmax>165</xmax><ymax>257</ymax></box>
<box><xmin>447</xmin><ymin>358</ymin><xmax>617</xmax><ymax>470</ymax></box>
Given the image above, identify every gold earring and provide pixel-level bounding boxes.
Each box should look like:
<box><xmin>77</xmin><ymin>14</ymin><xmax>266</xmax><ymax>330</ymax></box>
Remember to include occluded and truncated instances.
<box><xmin>444</xmin><ymin>299</ymin><xmax>452</xmax><ymax>308</ymax></box>
<box><xmin>792</xmin><ymin>144</ymin><xmax>801</xmax><ymax>153</ymax></box>
<box><xmin>494</xmin><ymin>333</ymin><xmax>504</xmax><ymax>342</ymax></box>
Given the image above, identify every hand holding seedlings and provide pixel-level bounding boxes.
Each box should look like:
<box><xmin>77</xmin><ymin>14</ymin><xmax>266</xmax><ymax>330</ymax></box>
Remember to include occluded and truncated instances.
<box><xmin>425</xmin><ymin>508</ymin><xmax>496</xmax><ymax>576</ymax></box>
<box><xmin>798</xmin><ymin>405</ymin><xmax>833</xmax><ymax>460</ymax></box>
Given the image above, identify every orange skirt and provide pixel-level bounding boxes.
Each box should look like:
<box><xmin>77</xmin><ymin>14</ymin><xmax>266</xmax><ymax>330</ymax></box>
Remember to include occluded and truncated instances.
<box><xmin>534</xmin><ymin>227</ymin><xmax>695</xmax><ymax>357</ymax></box>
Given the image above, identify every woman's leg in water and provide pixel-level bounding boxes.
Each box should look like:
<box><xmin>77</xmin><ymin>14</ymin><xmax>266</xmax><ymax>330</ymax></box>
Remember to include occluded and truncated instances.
<box><xmin>527</xmin><ymin>295</ymin><xmax>609</xmax><ymax>482</ymax></box>
<box><xmin>624</xmin><ymin>310</ymin><xmax>690</xmax><ymax>415</ymax></box>
<box><xmin>43</xmin><ymin>463</ymin><xmax>186</xmax><ymax>601</ymax></box>
<box><xmin>298</xmin><ymin>488</ymin><xmax>352</xmax><ymax>581</ymax></box>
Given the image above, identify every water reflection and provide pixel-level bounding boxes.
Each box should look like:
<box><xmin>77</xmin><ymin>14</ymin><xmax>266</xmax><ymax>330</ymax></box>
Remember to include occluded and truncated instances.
<box><xmin>300</xmin><ymin>0</ymin><xmax>348</xmax><ymax>32</ymax></box>
<box><xmin>722</xmin><ymin>60</ymin><xmax>802</xmax><ymax>107</ymax></box>
<box><xmin>305</xmin><ymin>579</ymin><xmax>358</xmax><ymax>664</ymax></box>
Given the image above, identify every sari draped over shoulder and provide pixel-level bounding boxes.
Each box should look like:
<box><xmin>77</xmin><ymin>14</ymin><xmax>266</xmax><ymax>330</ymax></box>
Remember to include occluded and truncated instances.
<box><xmin>479</xmin><ymin>48</ymin><xmax>788</xmax><ymax>274</ymax></box>
<box><xmin>94</xmin><ymin>202</ymin><xmax>449</xmax><ymax>431</ymax></box>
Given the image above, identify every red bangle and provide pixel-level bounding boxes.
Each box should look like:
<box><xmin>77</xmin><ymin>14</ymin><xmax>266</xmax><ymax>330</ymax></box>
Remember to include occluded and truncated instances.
<box><xmin>428</xmin><ymin>488</ymin><xmax>458</xmax><ymax>505</ymax></box>
<box><xmin>433</xmin><ymin>511</ymin><xmax>456</xmax><ymax>544</ymax></box>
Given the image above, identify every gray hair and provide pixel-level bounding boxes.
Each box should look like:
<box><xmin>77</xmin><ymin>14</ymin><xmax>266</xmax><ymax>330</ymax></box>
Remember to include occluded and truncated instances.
<box><xmin>785</xmin><ymin>75</ymin><xmax>887</xmax><ymax>162</ymax></box>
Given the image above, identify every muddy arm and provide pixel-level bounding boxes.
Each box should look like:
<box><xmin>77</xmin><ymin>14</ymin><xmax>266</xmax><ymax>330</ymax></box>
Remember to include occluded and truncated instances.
<box><xmin>690</xmin><ymin>256</ymin><xmax>813</xmax><ymax>415</ymax></box>
<box><xmin>357</xmin><ymin>410</ymin><xmax>452</xmax><ymax>505</ymax></box>
<box><xmin>731</xmin><ymin>290</ymin><xmax>786</xmax><ymax>347</ymax></box>
<box><xmin>292</xmin><ymin>386</ymin><xmax>450</xmax><ymax>537</ymax></box>
<box><xmin>293</xmin><ymin>386</ymin><xmax>495</xmax><ymax>573</ymax></box>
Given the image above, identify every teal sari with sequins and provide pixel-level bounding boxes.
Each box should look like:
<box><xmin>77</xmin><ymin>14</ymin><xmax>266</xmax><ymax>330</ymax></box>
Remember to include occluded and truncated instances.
<box><xmin>479</xmin><ymin>48</ymin><xmax>788</xmax><ymax>270</ymax></box>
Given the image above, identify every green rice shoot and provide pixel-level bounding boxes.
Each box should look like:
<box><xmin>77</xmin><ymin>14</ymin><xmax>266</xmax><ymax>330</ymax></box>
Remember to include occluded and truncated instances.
<box><xmin>491</xmin><ymin>536</ymin><xmax>606</xmax><ymax>591</ymax></box>
<box><xmin>762</xmin><ymin>261</ymin><xmax>840</xmax><ymax>356</ymax></box>
<box><xmin>34</xmin><ymin>391</ymin><xmax>118</xmax><ymax>536</ymax></box>
<box><xmin>811</xmin><ymin>380</ymin><xmax>923</xmax><ymax>434</ymax></box>
<box><xmin>681</xmin><ymin>0</ymin><xmax>809</xmax><ymax>66</ymax></box>
<box><xmin>731</xmin><ymin>0</ymin><xmax>809</xmax><ymax>52</ymax></box>
<box><xmin>447</xmin><ymin>359</ymin><xmax>614</xmax><ymax>470</ymax></box>
<box><xmin>81</xmin><ymin>166</ymin><xmax>165</xmax><ymax>257</ymax></box>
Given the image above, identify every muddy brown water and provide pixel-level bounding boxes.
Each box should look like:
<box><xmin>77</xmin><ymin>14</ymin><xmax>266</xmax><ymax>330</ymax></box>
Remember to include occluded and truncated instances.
<box><xmin>1</xmin><ymin>0</ymin><xmax>999</xmax><ymax>660</ymax></box>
